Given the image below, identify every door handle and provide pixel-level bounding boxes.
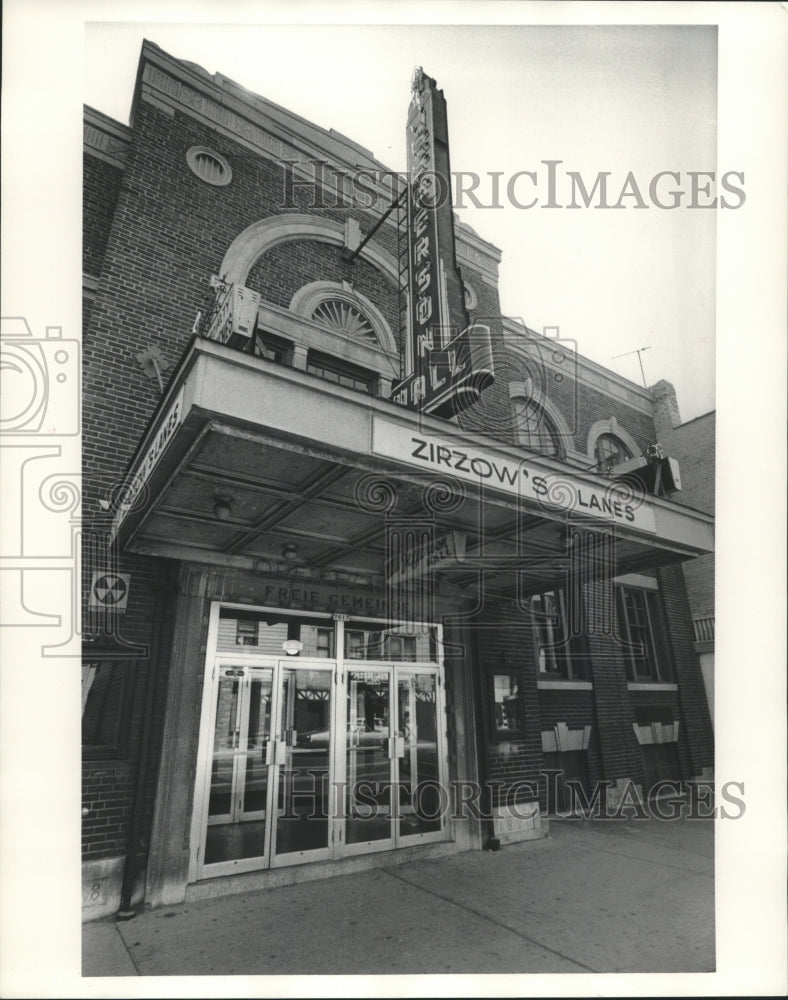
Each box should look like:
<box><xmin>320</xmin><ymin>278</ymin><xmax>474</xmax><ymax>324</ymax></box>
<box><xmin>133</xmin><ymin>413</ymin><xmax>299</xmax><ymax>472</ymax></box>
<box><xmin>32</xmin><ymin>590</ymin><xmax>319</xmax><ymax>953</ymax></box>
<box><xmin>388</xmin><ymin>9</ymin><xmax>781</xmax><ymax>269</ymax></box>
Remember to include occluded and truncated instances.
<box><xmin>388</xmin><ymin>735</ymin><xmax>405</xmax><ymax>759</ymax></box>
<box><xmin>265</xmin><ymin>740</ymin><xmax>287</xmax><ymax>766</ymax></box>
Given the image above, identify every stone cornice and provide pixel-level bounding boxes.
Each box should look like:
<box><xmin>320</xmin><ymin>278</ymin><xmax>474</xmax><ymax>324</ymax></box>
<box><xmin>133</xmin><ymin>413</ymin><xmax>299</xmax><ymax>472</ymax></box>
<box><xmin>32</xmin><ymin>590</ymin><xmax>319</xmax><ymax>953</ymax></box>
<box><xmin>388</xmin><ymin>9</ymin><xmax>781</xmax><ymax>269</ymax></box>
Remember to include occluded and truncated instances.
<box><xmin>502</xmin><ymin>317</ymin><xmax>654</xmax><ymax>416</ymax></box>
<box><xmin>134</xmin><ymin>43</ymin><xmax>400</xmax><ymax>205</ymax></box>
<box><xmin>455</xmin><ymin>217</ymin><xmax>501</xmax><ymax>286</ymax></box>
<box><xmin>84</xmin><ymin>105</ymin><xmax>130</xmax><ymax>169</ymax></box>
<box><xmin>132</xmin><ymin>42</ymin><xmax>503</xmax><ymax>292</ymax></box>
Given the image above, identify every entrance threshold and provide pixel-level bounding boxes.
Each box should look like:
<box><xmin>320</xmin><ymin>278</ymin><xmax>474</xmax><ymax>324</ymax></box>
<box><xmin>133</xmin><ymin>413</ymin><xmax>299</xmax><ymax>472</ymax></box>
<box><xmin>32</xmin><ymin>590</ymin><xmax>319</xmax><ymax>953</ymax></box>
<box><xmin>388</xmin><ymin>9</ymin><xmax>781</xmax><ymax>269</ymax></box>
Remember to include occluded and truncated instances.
<box><xmin>185</xmin><ymin>838</ymin><xmax>463</xmax><ymax>904</ymax></box>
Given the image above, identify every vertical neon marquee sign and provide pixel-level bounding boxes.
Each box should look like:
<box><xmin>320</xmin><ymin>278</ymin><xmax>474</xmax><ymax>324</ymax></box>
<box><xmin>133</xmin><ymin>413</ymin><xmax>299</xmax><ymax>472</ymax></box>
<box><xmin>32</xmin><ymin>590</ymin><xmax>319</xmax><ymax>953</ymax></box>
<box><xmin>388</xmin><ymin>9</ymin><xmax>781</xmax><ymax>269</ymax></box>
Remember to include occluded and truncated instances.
<box><xmin>392</xmin><ymin>68</ymin><xmax>494</xmax><ymax>419</ymax></box>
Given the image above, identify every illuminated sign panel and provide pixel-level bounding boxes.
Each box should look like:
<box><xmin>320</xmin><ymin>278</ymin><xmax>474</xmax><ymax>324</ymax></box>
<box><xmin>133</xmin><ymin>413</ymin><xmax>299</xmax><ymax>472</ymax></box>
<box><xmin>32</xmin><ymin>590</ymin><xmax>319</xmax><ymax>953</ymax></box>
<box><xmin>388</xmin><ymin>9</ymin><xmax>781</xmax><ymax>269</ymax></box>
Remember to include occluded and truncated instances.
<box><xmin>386</xmin><ymin>530</ymin><xmax>467</xmax><ymax>585</ymax></box>
<box><xmin>392</xmin><ymin>68</ymin><xmax>494</xmax><ymax>418</ymax></box>
<box><xmin>372</xmin><ymin>417</ymin><xmax>658</xmax><ymax>534</ymax></box>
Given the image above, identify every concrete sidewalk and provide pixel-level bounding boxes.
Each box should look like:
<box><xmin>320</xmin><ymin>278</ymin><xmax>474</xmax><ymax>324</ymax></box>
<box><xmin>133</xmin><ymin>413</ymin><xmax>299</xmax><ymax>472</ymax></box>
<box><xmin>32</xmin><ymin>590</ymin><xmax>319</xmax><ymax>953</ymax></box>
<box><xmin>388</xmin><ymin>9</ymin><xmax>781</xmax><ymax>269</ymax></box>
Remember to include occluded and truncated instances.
<box><xmin>83</xmin><ymin>815</ymin><xmax>714</xmax><ymax>977</ymax></box>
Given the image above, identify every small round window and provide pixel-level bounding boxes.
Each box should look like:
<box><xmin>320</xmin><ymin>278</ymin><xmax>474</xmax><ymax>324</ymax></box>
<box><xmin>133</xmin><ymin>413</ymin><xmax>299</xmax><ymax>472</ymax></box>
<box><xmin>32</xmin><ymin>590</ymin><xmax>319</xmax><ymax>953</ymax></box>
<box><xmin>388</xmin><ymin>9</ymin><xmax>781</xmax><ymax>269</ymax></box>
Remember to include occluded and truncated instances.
<box><xmin>185</xmin><ymin>146</ymin><xmax>232</xmax><ymax>187</ymax></box>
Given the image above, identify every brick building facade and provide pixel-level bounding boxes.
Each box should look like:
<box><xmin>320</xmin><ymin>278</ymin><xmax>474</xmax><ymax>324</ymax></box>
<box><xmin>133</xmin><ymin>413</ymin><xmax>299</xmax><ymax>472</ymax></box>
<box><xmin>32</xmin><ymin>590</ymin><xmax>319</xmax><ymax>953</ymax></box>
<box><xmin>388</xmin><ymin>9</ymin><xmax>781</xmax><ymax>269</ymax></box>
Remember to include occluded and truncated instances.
<box><xmin>652</xmin><ymin>382</ymin><xmax>715</xmax><ymax>720</ymax></box>
<box><xmin>82</xmin><ymin>42</ymin><xmax>714</xmax><ymax>919</ymax></box>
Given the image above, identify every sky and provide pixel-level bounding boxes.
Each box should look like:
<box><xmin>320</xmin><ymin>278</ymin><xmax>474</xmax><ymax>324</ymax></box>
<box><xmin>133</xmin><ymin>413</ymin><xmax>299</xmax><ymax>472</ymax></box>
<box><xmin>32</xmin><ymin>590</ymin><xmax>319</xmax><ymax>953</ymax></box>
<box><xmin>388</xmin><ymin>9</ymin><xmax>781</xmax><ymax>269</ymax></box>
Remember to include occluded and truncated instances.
<box><xmin>84</xmin><ymin>21</ymin><xmax>718</xmax><ymax>421</ymax></box>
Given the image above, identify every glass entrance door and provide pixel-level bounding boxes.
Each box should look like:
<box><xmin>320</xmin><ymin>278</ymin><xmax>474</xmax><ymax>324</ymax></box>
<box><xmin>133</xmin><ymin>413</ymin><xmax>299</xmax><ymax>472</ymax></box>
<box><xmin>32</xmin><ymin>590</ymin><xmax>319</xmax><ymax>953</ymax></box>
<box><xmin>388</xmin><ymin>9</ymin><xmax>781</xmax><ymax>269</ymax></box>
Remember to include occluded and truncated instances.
<box><xmin>342</xmin><ymin>665</ymin><xmax>446</xmax><ymax>856</ymax></box>
<box><xmin>344</xmin><ymin>668</ymin><xmax>393</xmax><ymax>849</ymax></box>
<box><xmin>197</xmin><ymin>657</ymin><xmax>336</xmax><ymax>877</ymax></box>
<box><xmin>270</xmin><ymin>662</ymin><xmax>334</xmax><ymax>866</ymax></box>
<box><xmin>193</xmin><ymin>609</ymin><xmax>449</xmax><ymax>880</ymax></box>
<box><xmin>203</xmin><ymin>664</ymin><xmax>274</xmax><ymax>873</ymax></box>
<box><xmin>396</xmin><ymin>671</ymin><xmax>442</xmax><ymax>840</ymax></box>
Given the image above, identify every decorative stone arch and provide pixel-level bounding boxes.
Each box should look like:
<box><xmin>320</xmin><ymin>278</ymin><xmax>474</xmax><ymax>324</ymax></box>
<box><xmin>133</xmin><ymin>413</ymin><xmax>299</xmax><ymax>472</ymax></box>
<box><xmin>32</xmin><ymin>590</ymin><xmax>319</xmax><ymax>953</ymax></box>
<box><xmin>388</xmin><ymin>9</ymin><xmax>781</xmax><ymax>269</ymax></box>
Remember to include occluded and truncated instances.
<box><xmin>586</xmin><ymin>417</ymin><xmax>641</xmax><ymax>464</ymax></box>
<box><xmin>508</xmin><ymin>381</ymin><xmax>587</xmax><ymax>464</ymax></box>
<box><xmin>290</xmin><ymin>281</ymin><xmax>397</xmax><ymax>357</ymax></box>
<box><xmin>463</xmin><ymin>280</ymin><xmax>478</xmax><ymax>311</ymax></box>
<box><xmin>509</xmin><ymin>382</ymin><xmax>573</xmax><ymax>444</ymax></box>
<box><xmin>219</xmin><ymin>213</ymin><xmax>399</xmax><ymax>287</ymax></box>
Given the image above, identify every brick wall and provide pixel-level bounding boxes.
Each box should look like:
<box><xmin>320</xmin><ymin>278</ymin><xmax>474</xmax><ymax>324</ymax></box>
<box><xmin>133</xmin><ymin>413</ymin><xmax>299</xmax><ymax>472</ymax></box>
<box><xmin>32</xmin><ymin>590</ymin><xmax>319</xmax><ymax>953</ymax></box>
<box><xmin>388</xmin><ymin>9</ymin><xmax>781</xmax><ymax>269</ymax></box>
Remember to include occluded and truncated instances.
<box><xmin>470</xmin><ymin>597</ymin><xmax>545</xmax><ymax>808</ymax></box>
<box><xmin>648</xmin><ymin>384</ymin><xmax>714</xmax><ymax>629</ymax></box>
<box><xmin>583</xmin><ymin>580</ymin><xmax>645</xmax><ymax>787</ymax></box>
<box><xmin>660</xmin><ymin>411</ymin><xmax>715</xmax><ymax>621</ymax></box>
<box><xmin>246</xmin><ymin>240</ymin><xmax>400</xmax><ymax>343</ymax></box>
<box><xmin>81</xmin><ymin>550</ymin><xmax>177</xmax><ymax>864</ymax></box>
<box><xmin>666</xmin><ymin>413</ymin><xmax>715</xmax><ymax>514</ymax></box>
<box><xmin>465</xmin><ymin>571</ymin><xmax>713</xmax><ymax>809</ymax></box>
<box><xmin>656</xmin><ymin>564</ymin><xmax>714</xmax><ymax>773</ymax></box>
<box><xmin>83</xmin><ymin>155</ymin><xmax>124</xmax><ymax>277</ymax></box>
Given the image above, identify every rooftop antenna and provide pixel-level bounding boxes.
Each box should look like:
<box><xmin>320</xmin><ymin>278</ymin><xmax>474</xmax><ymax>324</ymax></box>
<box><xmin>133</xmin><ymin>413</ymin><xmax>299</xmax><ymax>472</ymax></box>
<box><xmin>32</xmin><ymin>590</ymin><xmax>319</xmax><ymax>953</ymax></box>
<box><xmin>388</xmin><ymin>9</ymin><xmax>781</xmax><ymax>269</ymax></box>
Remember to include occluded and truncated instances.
<box><xmin>612</xmin><ymin>346</ymin><xmax>650</xmax><ymax>387</ymax></box>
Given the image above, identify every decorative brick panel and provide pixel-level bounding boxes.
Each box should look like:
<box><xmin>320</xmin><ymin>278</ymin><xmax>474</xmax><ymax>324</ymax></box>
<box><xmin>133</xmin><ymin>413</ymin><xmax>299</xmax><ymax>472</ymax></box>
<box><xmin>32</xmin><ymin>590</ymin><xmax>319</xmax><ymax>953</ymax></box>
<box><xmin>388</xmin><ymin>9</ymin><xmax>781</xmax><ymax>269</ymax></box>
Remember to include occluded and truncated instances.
<box><xmin>583</xmin><ymin>580</ymin><xmax>645</xmax><ymax>787</ymax></box>
<box><xmin>537</xmin><ymin>687</ymin><xmax>602</xmax><ymax>788</ymax></box>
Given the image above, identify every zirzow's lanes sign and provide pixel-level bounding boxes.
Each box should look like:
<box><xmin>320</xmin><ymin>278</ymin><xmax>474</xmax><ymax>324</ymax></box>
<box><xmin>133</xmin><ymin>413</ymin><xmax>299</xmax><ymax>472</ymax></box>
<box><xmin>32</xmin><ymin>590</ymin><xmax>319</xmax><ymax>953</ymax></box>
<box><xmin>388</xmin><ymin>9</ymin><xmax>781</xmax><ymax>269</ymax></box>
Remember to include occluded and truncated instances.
<box><xmin>371</xmin><ymin>417</ymin><xmax>657</xmax><ymax>534</ymax></box>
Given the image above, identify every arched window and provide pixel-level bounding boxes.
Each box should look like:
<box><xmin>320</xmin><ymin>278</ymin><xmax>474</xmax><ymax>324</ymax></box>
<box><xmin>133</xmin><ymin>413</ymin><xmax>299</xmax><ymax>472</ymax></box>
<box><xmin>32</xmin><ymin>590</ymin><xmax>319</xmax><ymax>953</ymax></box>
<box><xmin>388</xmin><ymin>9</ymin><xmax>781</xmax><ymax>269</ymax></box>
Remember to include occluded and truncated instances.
<box><xmin>594</xmin><ymin>433</ymin><xmax>632</xmax><ymax>470</ymax></box>
<box><xmin>311</xmin><ymin>299</ymin><xmax>377</xmax><ymax>346</ymax></box>
<box><xmin>289</xmin><ymin>281</ymin><xmax>397</xmax><ymax>357</ymax></box>
<box><xmin>514</xmin><ymin>398</ymin><xmax>562</xmax><ymax>457</ymax></box>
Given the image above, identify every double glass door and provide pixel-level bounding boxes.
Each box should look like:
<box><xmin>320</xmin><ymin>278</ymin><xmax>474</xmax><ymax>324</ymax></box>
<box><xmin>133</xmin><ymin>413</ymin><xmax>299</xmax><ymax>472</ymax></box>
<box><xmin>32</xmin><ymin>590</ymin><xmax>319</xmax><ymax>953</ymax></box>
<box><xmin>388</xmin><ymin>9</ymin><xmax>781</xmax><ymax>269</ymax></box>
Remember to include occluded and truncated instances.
<box><xmin>193</xmin><ymin>655</ymin><xmax>446</xmax><ymax>880</ymax></box>
<box><xmin>343</xmin><ymin>667</ymin><xmax>443</xmax><ymax>853</ymax></box>
<box><xmin>198</xmin><ymin>658</ymin><xmax>334</xmax><ymax>878</ymax></box>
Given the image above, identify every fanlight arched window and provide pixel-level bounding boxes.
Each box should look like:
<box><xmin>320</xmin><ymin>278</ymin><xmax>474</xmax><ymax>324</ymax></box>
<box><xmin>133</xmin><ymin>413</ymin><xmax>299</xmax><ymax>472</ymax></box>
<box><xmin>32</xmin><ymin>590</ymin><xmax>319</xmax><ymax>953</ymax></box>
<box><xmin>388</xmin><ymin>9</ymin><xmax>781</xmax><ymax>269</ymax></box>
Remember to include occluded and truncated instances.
<box><xmin>594</xmin><ymin>433</ymin><xmax>632</xmax><ymax>470</ymax></box>
<box><xmin>311</xmin><ymin>299</ymin><xmax>377</xmax><ymax>346</ymax></box>
<box><xmin>289</xmin><ymin>281</ymin><xmax>397</xmax><ymax>357</ymax></box>
<box><xmin>514</xmin><ymin>398</ymin><xmax>562</xmax><ymax>457</ymax></box>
